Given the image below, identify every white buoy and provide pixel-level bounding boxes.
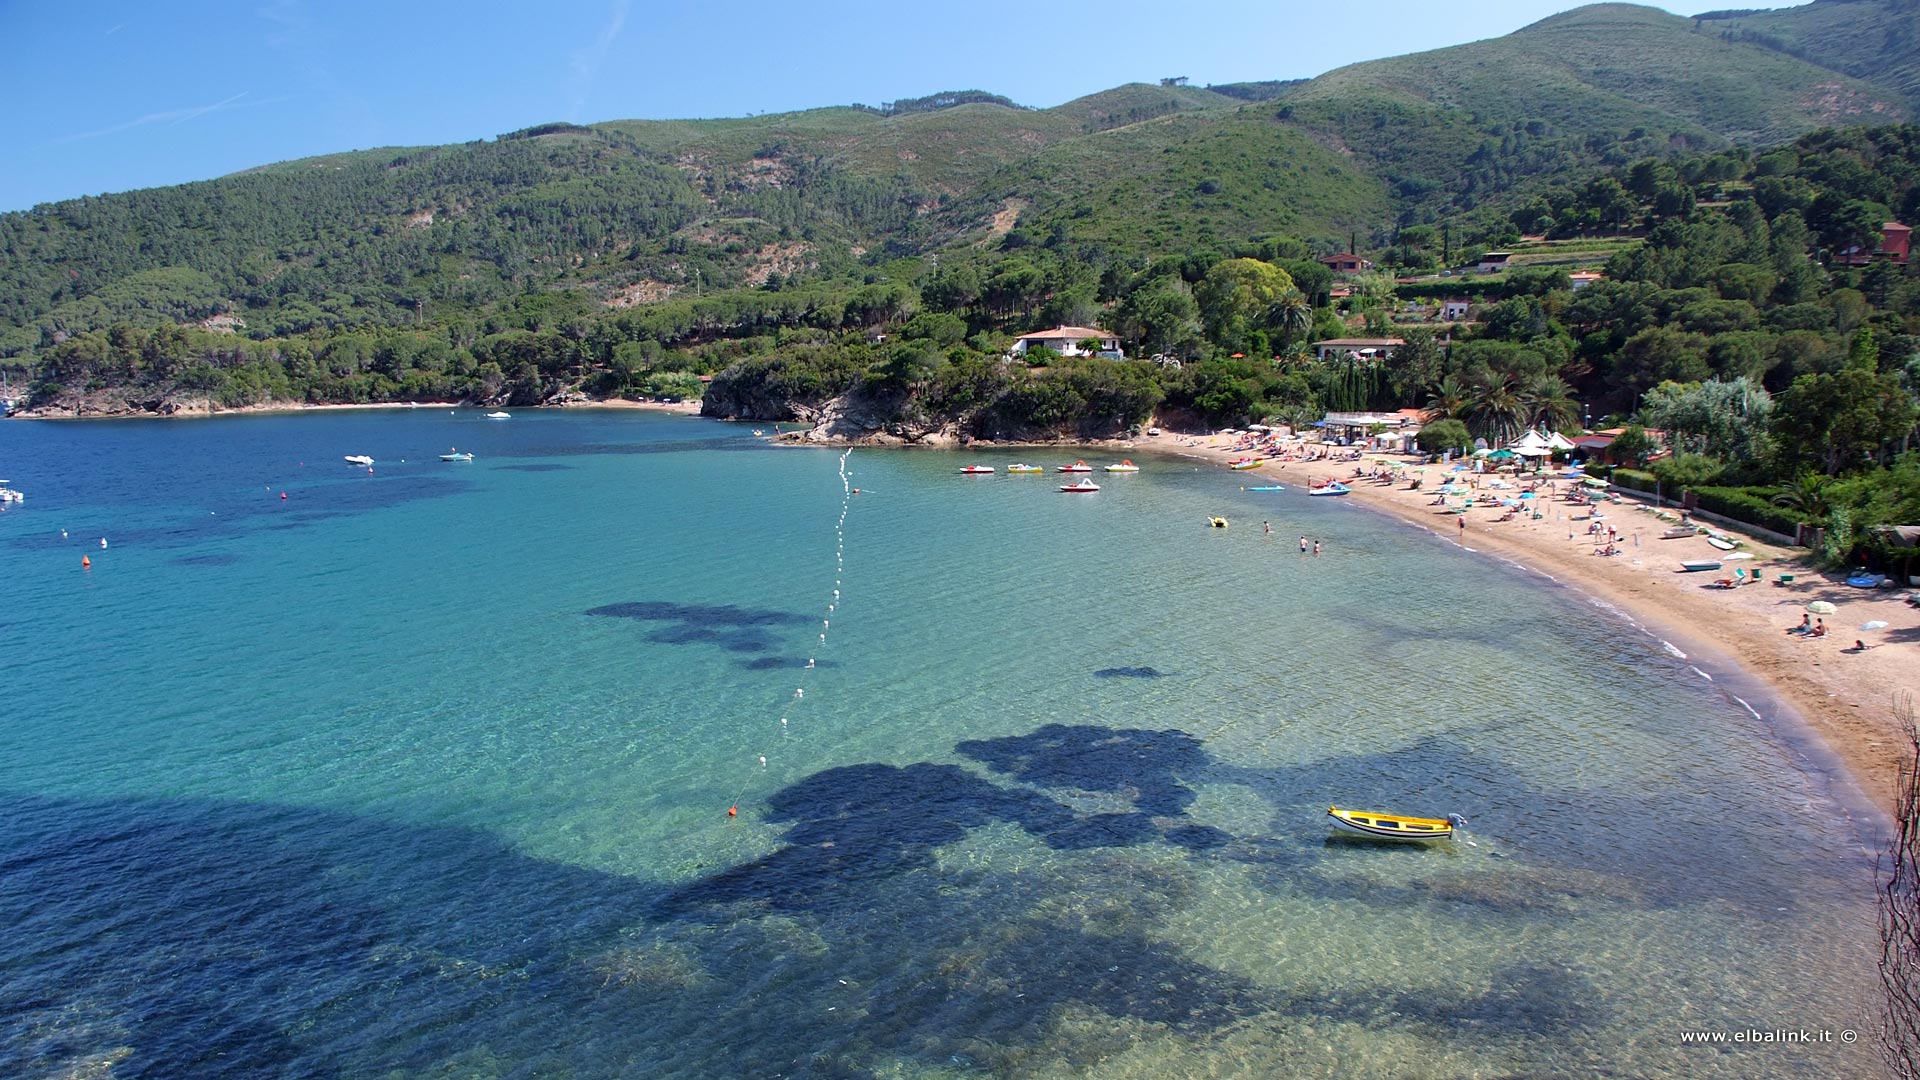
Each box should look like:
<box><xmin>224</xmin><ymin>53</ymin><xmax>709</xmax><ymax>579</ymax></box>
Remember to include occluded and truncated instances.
<box><xmin>795</xmin><ymin>688</ymin><xmax>803</xmax><ymax>698</ymax></box>
<box><xmin>100</xmin><ymin>538</ymin><xmax>108</xmax><ymax>548</ymax></box>
<box><xmin>759</xmin><ymin>756</ymin><xmax>767</xmax><ymax>767</ymax></box>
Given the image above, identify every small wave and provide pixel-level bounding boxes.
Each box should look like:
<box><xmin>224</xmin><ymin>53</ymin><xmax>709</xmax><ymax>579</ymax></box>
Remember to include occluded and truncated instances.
<box><xmin>1661</xmin><ymin>641</ymin><xmax>1687</xmax><ymax>660</ymax></box>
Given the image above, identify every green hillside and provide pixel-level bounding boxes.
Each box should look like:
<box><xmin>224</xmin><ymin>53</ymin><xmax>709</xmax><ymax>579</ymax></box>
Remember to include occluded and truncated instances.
<box><xmin>1701</xmin><ymin>0</ymin><xmax>1920</xmax><ymax>114</ymax></box>
<box><xmin>1291</xmin><ymin>4</ymin><xmax>1903</xmax><ymax>144</ymax></box>
<box><xmin>6</xmin><ymin>1</ymin><xmax>1919</xmax><ymax>376</ymax></box>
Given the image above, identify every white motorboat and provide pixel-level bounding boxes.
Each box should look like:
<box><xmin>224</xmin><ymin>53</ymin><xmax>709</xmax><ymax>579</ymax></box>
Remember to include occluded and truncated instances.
<box><xmin>344</xmin><ymin>455</ymin><xmax>374</xmax><ymax>466</ymax></box>
<box><xmin>440</xmin><ymin>450</ymin><xmax>474</xmax><ymax>462</ymax></box>
<box><xmin>486</xmin><ymin>411</ymin><xmax>511</xmax><ymax>419</ymax></box>
<box><xmin>0</xmin><ymin>484</ymin><xmax>22</xmax><ymax>504</ymax></box>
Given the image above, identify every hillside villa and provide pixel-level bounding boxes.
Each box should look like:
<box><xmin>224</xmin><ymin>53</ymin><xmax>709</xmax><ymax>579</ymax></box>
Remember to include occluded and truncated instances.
<box><xmin>1011</xmin><ymin>326</ymin><xmax>1121</xmax><ymax>358</ymax></box>
<box><xmin>1835</xmin><ymin>221</ymin><xmax>1912</xmax><ymax>267</ymax></box>
<box><xmin>1312</xmin><ymin>337</ymin><xmax>1404</xmax><ymax>362</ymax></box>
<box><xmin>1321</xmin><ymin>253</ymin><xmax>1371</xmax><ymax>273</ymax></box>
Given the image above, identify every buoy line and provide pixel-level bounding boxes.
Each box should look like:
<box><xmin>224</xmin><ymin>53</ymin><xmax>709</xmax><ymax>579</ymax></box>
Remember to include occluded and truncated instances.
<box><xmin>729</xmin><ymin>448</ymin><xmax>854</xmax><ymax>819</ymax></box>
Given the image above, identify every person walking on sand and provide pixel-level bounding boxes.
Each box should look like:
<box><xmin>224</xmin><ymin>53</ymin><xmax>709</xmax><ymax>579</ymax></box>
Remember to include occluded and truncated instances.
<box><xmin>1458</xmin><ymin>516</ymin><xmax>1467</xmax><ymax>541</ymax></box>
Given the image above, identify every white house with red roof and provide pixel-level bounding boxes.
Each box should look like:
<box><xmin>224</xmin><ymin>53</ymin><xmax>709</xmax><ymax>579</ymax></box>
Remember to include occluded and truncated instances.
<box><xmin>1011</xmin><ymin>326</ymin><xmax>1121</xmax><ymax>358</ymax></box>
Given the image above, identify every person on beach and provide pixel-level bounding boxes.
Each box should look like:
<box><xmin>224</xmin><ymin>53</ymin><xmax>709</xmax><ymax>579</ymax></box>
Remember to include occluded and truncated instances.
<box><xmin>1458</xmin><ymin>517</ymin><xmax>1467</xmax><ymax>540</ymax></box>
<box><xmin>1787</xmin><ymin>614</ymin><xmax>1811</xmax><ymax>635</ymax></box>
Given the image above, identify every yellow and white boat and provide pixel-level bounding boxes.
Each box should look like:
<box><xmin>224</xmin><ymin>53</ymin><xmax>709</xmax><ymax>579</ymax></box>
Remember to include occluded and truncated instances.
<box><xmin>1326</xmin><ymin>806</ymin><xmax>1464</xmax><ymax>842</ymax></box>
<box><xmin>1008</xmin><ymin>463</ymin><xmax>1043</xmax><ymax>474</ymax></box>
<box><xmin>1105</xmin><ymin>459</ymin><xmax>1140</xmax><ymax>473</ymax></box>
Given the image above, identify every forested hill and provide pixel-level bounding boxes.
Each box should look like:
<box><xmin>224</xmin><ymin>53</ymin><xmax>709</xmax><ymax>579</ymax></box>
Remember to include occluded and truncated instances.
<box><xmin>5</xmin><ymin>0</ymin><xmax>1920</xmax><ymax>430</ymax></box>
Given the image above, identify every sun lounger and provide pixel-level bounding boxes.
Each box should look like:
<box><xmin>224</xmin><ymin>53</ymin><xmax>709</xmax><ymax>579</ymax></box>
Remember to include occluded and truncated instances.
<box><xmin>1776</xmin><ymin>573</ymin><xmax>1795</xmax><ymax>586</ymax></box>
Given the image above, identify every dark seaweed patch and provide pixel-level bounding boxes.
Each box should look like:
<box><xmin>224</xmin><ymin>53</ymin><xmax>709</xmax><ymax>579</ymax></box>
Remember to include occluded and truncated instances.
<box><xmin>1093</xmin><ymin>666</ymin><xmax>1167</xmax><ymax>679</ymax></box>
<box><xmin>586</xmin><ymin>600</ymin><xmax>811</xmax><ymax>656</ymax></box>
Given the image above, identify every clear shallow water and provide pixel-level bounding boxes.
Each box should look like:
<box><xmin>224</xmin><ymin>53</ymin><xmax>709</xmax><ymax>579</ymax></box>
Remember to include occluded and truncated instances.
<box><xmin>0</xmin><ymin>410</ymin><xmax>1884</xmax><ymax>1078</ymax></box>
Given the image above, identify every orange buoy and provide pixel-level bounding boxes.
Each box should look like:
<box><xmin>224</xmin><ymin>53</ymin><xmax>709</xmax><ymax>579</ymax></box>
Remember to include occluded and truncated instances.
<box><xmin>727</xmin><ymin>806</ymin><xmax>737</xmax><ymax>818</ymax></box>
<box><xmin>81</xmin><ymin>555</ymin><xmax>91</xmax><ymax>568</ymax></box>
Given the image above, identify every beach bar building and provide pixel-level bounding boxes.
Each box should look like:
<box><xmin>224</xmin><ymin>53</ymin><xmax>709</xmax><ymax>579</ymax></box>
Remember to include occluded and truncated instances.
<box><xmin>1320</xmin><ymin>409</ymin><xmax>1422</xmax><ymax>449</ymax></box>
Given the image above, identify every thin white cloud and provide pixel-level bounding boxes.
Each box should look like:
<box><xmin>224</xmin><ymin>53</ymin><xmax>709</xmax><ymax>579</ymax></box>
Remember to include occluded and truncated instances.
<box><xmin>54</xmin><ymin>92</ymin><xmax>254</xmax><ymax>144</ymax></box>
<box><xmin>105</xmin><ymin>22</ymin><xmax>125</xmax><ymax>35</ymax></box>
<box><xmin>567</xmin><ymin>0</ymin><xmax>631</xmax><ymax>122</ymax></box>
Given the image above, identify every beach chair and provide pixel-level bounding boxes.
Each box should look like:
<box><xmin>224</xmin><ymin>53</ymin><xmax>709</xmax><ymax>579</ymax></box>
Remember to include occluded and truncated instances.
<box><xmin>1776</xmin><ymin>573</ymin><xmax>1795</xmax><ymax>586</ymax></box>
<box><xmin>1750</xmin><ymin>569</ymin><xmax>1763</xmax><ymax>585</ymax></box>
<box><xmin>1732</xmin><ymin>568</ymin><xmax>1749</xmax><ymax>585</ymax></box>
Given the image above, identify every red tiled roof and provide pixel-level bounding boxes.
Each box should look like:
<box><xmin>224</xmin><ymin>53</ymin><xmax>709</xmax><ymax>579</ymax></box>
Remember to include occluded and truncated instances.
<box><xmin>1018</xmin><ymin>326</ymin><xmax>1111</xmax><ymax>340</ymax></box>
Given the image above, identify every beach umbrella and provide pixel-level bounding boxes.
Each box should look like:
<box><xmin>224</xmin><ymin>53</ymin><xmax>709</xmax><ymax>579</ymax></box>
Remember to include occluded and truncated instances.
<box><xmin>1806</xmin><ymin>600</ymin><xmax>1837</xmax><ymax>614</ymax></box>
<box><xmin>1862</xmin><ymin>620</ymin><xmax>1889</xmax><ymax>630</ymax></box>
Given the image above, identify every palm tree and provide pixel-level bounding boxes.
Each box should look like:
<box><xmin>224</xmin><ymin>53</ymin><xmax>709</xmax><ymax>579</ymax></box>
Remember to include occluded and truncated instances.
<box><xmin>1271</xmin><ymin>288</ymin><xmax>1313</xmax><ymax>345</ymax></box>
<box><xmin>1771</xmin><ymin>471</ymin><xmax>1835</xmax><ymax>523</ymax></box>
<box><xmin>1466</xmin><ymin>374</ymin><xmax>1526</xmax><ymax>445</ymax></box>
<box><xmin>1423</xmin><ymin>375</ymin><xmax>1470</xmax><ymax>423</ymax></box>
<box><xmin>1521</xmin><ymin>373</ymin><xmax>1579</xmax><ymax>432</ymax></box>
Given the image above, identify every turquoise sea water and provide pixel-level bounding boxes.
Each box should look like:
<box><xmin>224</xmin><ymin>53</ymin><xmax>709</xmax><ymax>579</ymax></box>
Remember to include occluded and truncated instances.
<box><xmin>0</xmin><ymin>409</ymin><xmax>1886</xmax><ymax>1078</ymax></box>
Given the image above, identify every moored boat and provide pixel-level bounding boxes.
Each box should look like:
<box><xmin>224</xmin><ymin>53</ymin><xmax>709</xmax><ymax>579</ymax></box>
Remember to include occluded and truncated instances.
<box><xmin>1058</xmin><ymin>460</ymin><xmax>1093</xmax><ymax>473</ymax></box>
<box><xmin>1059</xmin><ymin>479</ymin><xmax>1100</xmax><ymax>493</ymax></box>
<box><xmin>440</xmin><ymin>450</ymin><xmax>474</xmax><ymax>462</ymax></box>
<box><xmin>486</xmin><ymin>411</ymin><xmax>511</xmax><ymax>419</ymax></box>
<box><xmin>1105</xmin><ymin>460</ymin><xmax>1140</xmax><ymax>473</ymax></box>
<box><xmin>960</xmin><ymin>465</ymin><xmax>995</xmax><ymax>474</ymax></box>
<box><xmin>0</xmin><ymin>485</ymin><xmax>22</xmax><ymax>504</ymax></box>
<box><xmin>1327</xmin><ymin>806</ymin><xmax>1464</xmax><ymax>842</ymax></box>
<box><xmin>1007</xmin><ymin>463</ymin><xmax>1043</xmax><ymax>474</ymax></box>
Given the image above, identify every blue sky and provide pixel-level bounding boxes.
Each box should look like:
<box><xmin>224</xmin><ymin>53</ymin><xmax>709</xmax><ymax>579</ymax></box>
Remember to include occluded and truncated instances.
<box><xmin>2</xmin><ymin>0</ymin><xmax>1795</xmax><ymax>213</ymax></box>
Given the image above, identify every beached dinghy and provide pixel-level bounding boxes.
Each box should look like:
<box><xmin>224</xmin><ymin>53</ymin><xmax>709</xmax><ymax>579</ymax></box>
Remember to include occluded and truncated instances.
<box><xmin>1327</xmin><ymin>806</ymin><xmax>1465</xmax><ymax>842</ymax></box>
<box><xmin>1228</xmin><ymin>458</ymin><xmax>1262</xmax><ymax>470</ymax></box>
<box><xmin>1679</xmin><ymin>559</ymin><xmax>1722</xmax><ymax>572</ymax></box>
<box><xmin>1660</xmin><ymin>524</ymin><xmax>1701</xmax><ymax>539</ymax></box>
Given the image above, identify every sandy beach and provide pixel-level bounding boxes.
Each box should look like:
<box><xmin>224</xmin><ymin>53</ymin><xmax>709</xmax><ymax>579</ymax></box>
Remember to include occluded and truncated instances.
<box><xmin>1152</xmin><ymin>431</ymin><xmax>1919</xmax><ymax>803</ymax></box>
